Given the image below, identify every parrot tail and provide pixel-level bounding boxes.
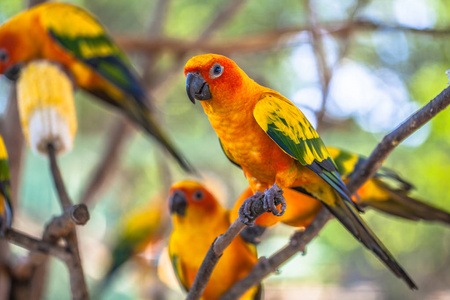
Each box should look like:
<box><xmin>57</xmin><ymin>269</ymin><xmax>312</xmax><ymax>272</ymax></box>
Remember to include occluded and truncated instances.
<box><xmin>363</xmin><ymin>179</ymin><xmax>450</xmax><ymax>224</ymax></box>
<box><xmin>321</xmin><ymin>198</ymin><xmax>417</xmax><ymax>290</ymax></box>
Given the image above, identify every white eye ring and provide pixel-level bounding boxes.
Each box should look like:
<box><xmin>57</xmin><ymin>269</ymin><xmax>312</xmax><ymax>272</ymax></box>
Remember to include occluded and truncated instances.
<box><xmin>210</xmin><ymin>63</ymin><xmax>223</xmax><ymax>79</ymax></box>
<box><xmin>192</xmin><ymin>190</ymin><xmax>204</xmax><ymax>201</ymax></box>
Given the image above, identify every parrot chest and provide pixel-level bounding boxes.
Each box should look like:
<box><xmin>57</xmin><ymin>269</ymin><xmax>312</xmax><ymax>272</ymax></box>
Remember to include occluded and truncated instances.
<box><xmin>207</xmin><ymin>109</ymin><xmax>304</xmax><ymax>187</ymax></box>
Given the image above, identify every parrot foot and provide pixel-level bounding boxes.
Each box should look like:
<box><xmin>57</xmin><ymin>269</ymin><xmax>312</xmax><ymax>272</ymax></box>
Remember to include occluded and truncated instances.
<box><xmin>238</xmin><ymin>184</ymin><xmax>286</xmax><ymax>226</ymax></box>
<box><xmin>263</xmin><ymin>183</ymin><xmax>286</xmax><ymax>216</ymax></box>
<box><xmin>239</xmin><ymin>191</ymin><xmax>264</xmax><ymax>226</ymax></box>
<box><xmin>240</xmin><ymin>225</ymin><xmax>267</xmax><ymax>244</ymax></box>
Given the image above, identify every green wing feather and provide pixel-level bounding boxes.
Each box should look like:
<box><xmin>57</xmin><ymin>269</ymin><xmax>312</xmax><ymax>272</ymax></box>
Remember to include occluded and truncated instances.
<box><xmin>37</xmin><ymin>3</ymin><xmax>195</xmax><ymax>173</ymax></box>
<box><xmin>253</xmin><ymin>92</ymin><xmax>354</xmax><ymax>206</ymax></box>
<box><xmin>0</xmin><ymin>137</ymin><xmax>12</xmax><ymax>231</ymax></box>
<box><xmin>168</xmin><ymin>247</ymin><xmax>189</xmax><ymax>292</ymax></box>
<box><xmin>40</xmin><ymin>3</ymin><xmax>146</xmax><ymax>102</ymax></box>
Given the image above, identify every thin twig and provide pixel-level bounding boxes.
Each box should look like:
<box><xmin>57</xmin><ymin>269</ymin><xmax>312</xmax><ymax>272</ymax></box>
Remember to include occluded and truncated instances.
<box><xmin>47</xmin><ymin>142</ymin><xmax>90</xmax><ymax>299</ymax></box>
<box><xmin>48</xmin><ymin>143</ymin><xmax>72</xmax><ymax>210</ymax></box>
<box><xmin>219</xmin><ymin>83</ymin><xmax>450</xmax><ymax>299</ymax></box>
<box><xmin>5</xmin><ymin>228</ymin><xmax>70</xmax><ymax>262</ymax></box>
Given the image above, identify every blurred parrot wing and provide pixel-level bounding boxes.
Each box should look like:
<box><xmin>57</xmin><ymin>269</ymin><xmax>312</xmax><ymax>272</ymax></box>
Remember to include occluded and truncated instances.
<box><xmin>169</xmin><ymin>250</ymin><xmax>189</xmax><ymax>293</ymax></box>
<box><xmin>0</xmin><ymin>147</ymin><xmax>12</xmax><ymax>230</ymax></box>
<box><xmin>39</xmin><ymin>3</ymin><xmax>146</xmax><ymax>103</ymax></box>
<box><xmin>253</xmin><ymin>92</ymin><xmax>355</xmax><ymax>207</ymax></box>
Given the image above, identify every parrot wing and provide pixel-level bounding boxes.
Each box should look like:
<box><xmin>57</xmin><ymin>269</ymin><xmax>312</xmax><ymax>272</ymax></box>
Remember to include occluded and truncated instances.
<box><xmin>168</xmin><ymin>250</ymin><xmax>189</xmax><ymax>293</ymax></box>
<box><xmin>38</xmin><ymin>4</ymin><xmax>195</xmax><ymax>173</ymax></box>
<box><xmin>253</xmin><ymin>93</ymin><xmax>417</xmax><ymax>289</ymax></box>
<box><xmin>253</xmin><ymin>92</ymin><xmax>355</xmax><ymax>208</ymax></box>
<box><xmin>40</xmin><ymin>3</ymin><xmax>146</xmax><ymax>103</ymax></box>
<box><xmin>0</xmin><ymin>146</ymin><xmax>12</xmax><ymax>231</ymax></box>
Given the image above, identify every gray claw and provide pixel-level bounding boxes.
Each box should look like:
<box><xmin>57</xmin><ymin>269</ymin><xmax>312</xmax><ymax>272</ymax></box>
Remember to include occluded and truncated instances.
<box><xmin>264</xmin><ymin>184</ymin><xmax>286</xmax><ymax>216</ymax></box>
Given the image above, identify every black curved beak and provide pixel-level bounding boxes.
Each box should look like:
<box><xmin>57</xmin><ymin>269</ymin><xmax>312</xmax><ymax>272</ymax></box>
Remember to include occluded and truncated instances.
<box><xmin>186</xmin><ymin>72</ymin><xmax>212</xmax><ymax>104</ymax></box>
<box><xmin>4</xmin><ymin>63</ymin><xmax>23</xmax><ymax>81</ymax></box>
<box><xmin>169</xmin><ymin>190</ymin><xmax>187</xmax><ymax>216</ymax></box>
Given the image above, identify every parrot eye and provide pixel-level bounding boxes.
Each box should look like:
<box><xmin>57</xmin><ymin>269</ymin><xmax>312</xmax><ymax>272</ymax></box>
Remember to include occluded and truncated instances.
<box><xmin>193</xmin><ymin>190</ymin><xmax>204</xmax><ymax>201</ymax></box>
<box><xmin>0</xmin><ymin>49</ymin><xmax>9</xmax><ymax>63</ymax></box>
<box><xmin>210</xmin><ymin>63</ymin><xmax>223</xmax><ymax>79</ymax></box>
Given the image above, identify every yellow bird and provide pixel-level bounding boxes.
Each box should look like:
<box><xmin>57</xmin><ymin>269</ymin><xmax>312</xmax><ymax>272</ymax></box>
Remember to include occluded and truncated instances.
<box><xmin>169</xmin><ymin>180</ymin><xmax>261</xmax><ymax>300</ymax></box>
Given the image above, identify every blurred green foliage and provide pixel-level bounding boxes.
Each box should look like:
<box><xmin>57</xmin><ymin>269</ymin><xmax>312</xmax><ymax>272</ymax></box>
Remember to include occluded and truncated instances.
<box><xmin>1</xmin><ymin>0</ymin><xmax>450</xmax><ymax>299</ymax></box>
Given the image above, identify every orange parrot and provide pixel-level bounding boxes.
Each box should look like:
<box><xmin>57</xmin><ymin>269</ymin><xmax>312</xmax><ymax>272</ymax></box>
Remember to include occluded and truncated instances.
<box><xmin>184</xmin><ymin>54</ymin><xmax>416</xmax><ymax>289</ymax></box>
<box><xmin>0</xmin><ymin>2</ymin><xmax>192</xmax><ymax>172</ymax></box>
<box><xmin>168</xmin><ymin>180</ymin><xmax>261</xmax><ymax>300</ymax></box>
<box><xmin>231</xmin><ymin>147</ymin><xmax>450</xmax><ymax>230</ymax></box>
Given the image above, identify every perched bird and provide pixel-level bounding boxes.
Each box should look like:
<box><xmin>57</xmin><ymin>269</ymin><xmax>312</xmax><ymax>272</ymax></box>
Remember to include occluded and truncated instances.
<box><xmin>0</xmin><ymin>135</ymin><xmax>12</xmax><ymax>234</ymax></box>
<box><xmin>95</xmin><ymin>199</ymin><xmax>166</xmax><ymax>297</ymax></box>
<box><xmin>0</xmin><ymin>2</ymin><xmax>192</xmax><ymax>171</ymax></box>
<box><xmin>168</xmin><ymin>180</ymin><xmax>261</xmax><ymax>300</ymax></box>
<box><xmin>184</xmin><ymin>54</ymin><xmax>416</xmax><ymax>289</ymax></box>
<box><xmin>231</xmin><ymin>147</ymin><xmax>450</xmax><ymax>229</ymax></box>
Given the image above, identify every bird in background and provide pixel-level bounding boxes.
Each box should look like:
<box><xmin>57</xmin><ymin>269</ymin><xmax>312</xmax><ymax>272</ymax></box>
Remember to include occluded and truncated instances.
<box><xmin>168</xmin><ymin>180</ymin><xmax>262</xmax><ymax>300</ymax></box>
<box><xmin>94</xmin><ymin>198</ymin><xmax>167</xmax><ymax>298</ymax></box>
<box><xmin>230</xmin><ymin>147</ymin><xmax>450</xmax><ymax>232</ymax></box>
<box><xmin>0</xmin><ymin>2</ymin><xmax>193</xmax><ymax>172</ymax></box>
<box><xmin>184</xmin><ymin>54</ymin><xmax>416</xmax><ymax>289</ymax></box>
<box><xmin>0</xmin><ymin>135</ymin><xmax>12</xmax><ymax>234</ymax></box>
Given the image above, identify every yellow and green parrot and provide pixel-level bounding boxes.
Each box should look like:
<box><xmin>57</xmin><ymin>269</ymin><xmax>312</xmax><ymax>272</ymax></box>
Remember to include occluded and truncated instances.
<box><xmin>0</xmin><ymin>2</ymin><xmax>192</xmax><ymax>172</ymax></box>
<box><xmin>184</xmin><ymin>54</ymin><xmax>416</xmax><ymax>289</ymax></box>
<box><xmin>231</xmin><ymin>147</ymin><xmax>450</xmax><ymax>229</ymax></box>
<box><xmin>0</xmin><ymin>135</ymin><xmax>12</xmax><ymax>234</ymax></box>
<box><xmin>169</xmin><ymin>180</ymin><xmax>261</xmax><ymax>300</ymax></box>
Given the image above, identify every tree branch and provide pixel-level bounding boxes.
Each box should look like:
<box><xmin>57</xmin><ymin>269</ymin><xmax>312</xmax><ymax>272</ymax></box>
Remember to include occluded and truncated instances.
<box><xmin>219</xmin><ymin>84</ymin><xmax>450</xmax><ymax>299</ymax></box>
<box><xmin>116</xmin><ymin>20</ymin><xmax>450</xmax><ymax>57</ymax></box>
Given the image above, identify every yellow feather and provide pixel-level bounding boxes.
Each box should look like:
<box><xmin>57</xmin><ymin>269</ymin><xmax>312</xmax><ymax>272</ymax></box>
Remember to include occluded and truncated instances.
<box><xmin>0</xmin><ymin>137</ymin><xmax>7</xmax><ymax>161</ymax></box>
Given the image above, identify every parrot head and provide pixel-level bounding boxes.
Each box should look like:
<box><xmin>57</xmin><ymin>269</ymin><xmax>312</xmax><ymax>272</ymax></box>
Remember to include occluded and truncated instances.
<box><xmin>168</xmin><ymin>180</ymin><xmax>220</xmax><ymax>220</ymax></box>
<box><xmin>184</xmin><ymin>54</ymin><xmax>250</xmax><ymax>106</ymax></box>
<box><xmin>0</xmin><ymin>17</ymin><xmax>36</xmax><ymax>80</ymax></box>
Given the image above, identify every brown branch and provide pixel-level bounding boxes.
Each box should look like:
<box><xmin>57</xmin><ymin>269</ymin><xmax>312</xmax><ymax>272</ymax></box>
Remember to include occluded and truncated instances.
<box><xmin>346</xmin><ymin>85</ymin><xmax>450</xmax><ymax>192</ymax></box>
<box><xmin>116</xmin><ymin>20</ymin><xmax>450</xmax><ymax>57</ymax></box>
<box><xmin>220</xmin><ymin>209</ymin><xmax>333</xmax><ymax>300</ymax></box>
<box><xmin>5</xmin><ymin>228</ymin><xmax>70</xmax><ymax>262</ymax></box>
<box><xmin>219</xmin><ymin>83</ymin><xmax>450</xmax><ymax>299</ymax></box>
<box><xmin>48</xmin><ymin>143</ymin><xmax>72</xmax><ymax>210</ymax></box>
<box><xmin>46</xmin><ymin>142</ymin><xmax>90</xmax><ymax>299</ymax></box>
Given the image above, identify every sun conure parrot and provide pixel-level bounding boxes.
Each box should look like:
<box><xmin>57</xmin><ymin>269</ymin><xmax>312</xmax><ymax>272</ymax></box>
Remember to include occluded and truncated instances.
<box><xmin>0</xmin><ymin>2</ymin><xmax>193</xmax><ymax>172</ymax></box>
<box><xmin>95</xmin><ymin>198</ymin><xmax>166</xmax><ymax>298</ymax></box>
<box><xmin>231</xmin><ymin>147</ymin><xmax>450</xmax><ymax>230</ymax></box>
<box><xmin>184</xmin><ymin>54</ymin><xmax>416</xmax><ymax>289</ymax></box>
<box><xmin>168</xmin><ymin>180</ymin><xmax>262</xmax><ymax>300</ymax></box>
<box><xmin>0</xmin><ymin>135</ymin><xmax>12</xmax><ymax>234</ymax></box>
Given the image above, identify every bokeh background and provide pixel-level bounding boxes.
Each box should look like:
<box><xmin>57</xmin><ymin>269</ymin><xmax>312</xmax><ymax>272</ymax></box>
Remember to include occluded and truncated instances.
<box><xmin>1</xmin><ymin>0</ymin><xmax>450</xmax><ymax>299</ymax></box>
